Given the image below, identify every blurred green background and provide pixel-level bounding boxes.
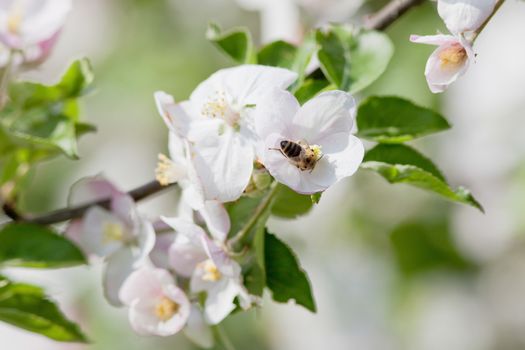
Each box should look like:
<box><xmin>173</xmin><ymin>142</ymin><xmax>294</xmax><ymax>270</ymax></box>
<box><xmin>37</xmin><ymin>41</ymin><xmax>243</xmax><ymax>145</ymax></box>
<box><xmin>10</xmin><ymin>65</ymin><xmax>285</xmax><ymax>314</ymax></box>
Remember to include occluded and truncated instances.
<box><xmin>2</xmin><ymin>0</ymin><xmax>525</xmax><ymax>349</ymax></box>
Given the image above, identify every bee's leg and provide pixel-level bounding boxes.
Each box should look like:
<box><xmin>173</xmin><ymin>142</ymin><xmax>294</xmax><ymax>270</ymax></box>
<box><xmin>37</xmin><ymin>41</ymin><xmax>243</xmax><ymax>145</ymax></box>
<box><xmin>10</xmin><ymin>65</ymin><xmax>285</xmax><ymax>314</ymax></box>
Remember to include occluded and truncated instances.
<box><xmin>268</xmin><ymin>147</ymin><xmax>286</xmax><ymax>158</ymax></box>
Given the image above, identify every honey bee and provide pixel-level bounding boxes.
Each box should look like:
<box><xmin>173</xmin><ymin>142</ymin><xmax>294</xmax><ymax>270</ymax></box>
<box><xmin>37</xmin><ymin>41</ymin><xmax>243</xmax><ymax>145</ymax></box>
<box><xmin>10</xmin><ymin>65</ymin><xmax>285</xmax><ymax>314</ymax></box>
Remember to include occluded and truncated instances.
<box><xmin>271</xmin><ymin>140</ymin><xmax>323</xmax><ymax>172</ymax></box>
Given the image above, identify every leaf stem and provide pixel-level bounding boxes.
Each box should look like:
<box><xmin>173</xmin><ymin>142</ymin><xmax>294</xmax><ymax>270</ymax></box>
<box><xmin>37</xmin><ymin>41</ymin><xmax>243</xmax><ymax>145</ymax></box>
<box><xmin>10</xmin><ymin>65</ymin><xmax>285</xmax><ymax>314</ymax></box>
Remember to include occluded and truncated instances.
<box><xmin>212</xmin><ymin>324</ymin><xmax>237</xmax><ymax>350</ymax></box>
<box><xmin>229</xmin><ymin>181</ymin><xmax>279</xmax><ymax>248</ymax></box>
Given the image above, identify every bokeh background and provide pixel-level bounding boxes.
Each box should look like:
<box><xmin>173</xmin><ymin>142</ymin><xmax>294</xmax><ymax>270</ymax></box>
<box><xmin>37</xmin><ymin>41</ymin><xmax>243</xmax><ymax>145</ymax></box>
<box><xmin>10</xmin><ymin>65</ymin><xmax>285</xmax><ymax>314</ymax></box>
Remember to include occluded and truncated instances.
<box><xmin>1</xmin><ymin>0</ymin><xmax>525</xmax><ymax>349</ymax></box>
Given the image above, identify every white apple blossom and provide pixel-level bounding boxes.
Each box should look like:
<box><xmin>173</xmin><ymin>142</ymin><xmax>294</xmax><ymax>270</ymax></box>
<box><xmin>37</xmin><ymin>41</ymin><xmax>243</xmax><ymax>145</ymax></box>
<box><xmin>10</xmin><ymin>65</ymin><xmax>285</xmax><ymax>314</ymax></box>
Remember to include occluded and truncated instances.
<box><xmin>66</xmin><ymin>177</ymin><xmax>155</xmax><ymax>306</ymax></box>
<box><xmin>155</xmin><ymin>92</ymin><xmax>231</xmax><ymax>242</ymax></box>
<box><xmin>410</xmin><ymin>34</ymin><xmax>474</xmax><ymax>94</ymax></box>
<box><xmin>119</xmin><ymin>266</ymin><xmax>191</xmax><ymax>336</ymax></box>
<box><xmin>156</xmin><ymin>65</ymin><xmax>298</xmax><ymax>202</ymax></box>
<box><xmin>437</xmin><ymin>0</ymin><xmax>497</xmax><ymax>35</ymax></box>
<box><xmin>0</xmin><ymin>0</ymin><xmax>72</xmax><ymax>65</ymax></box>
<box><xmin>162</xmin><ymin>216</ymin><xmax>252</xmax><ymax>324</ymax></box>
<box><xmin>254</xmin><ymin>88</ymin><xmax>364</xmax><ymax>194</ymax></box>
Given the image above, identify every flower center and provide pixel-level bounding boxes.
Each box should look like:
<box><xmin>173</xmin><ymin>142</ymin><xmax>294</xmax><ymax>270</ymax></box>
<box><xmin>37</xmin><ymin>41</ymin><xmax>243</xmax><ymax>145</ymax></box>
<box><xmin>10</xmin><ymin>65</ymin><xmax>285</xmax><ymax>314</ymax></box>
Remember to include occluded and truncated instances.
<box><xmin>155</xmin><ymin>153</ymin><xmax>184</xmax><ymax>186</ymax></box>
<box><xmin>439</xmin><ymin>45</ymin><xmax>467</xmax><ymax>70</ymax></box>
<box><xmin>102</xmin><ymin>222</ymin><xmax>124</xmax><ymax>244</ymax></box>
<box><xmin>7</xmin><ymin>1</ymin><xmax>24</xmax><ymax>34</ymax></box>
<box><xmin>198</xmin><ymin>259</ymin><xmax>222</xmax><ymax>282</ymax></box>
<box><xmin>154</xmin><ymin>296</ymin><xmax>180</xmax><ymax>321</ymax></box>
<box><xmin>202</xmin><ymin>91</ymin><xmax>241</xmax><ymax>129</ymax></box>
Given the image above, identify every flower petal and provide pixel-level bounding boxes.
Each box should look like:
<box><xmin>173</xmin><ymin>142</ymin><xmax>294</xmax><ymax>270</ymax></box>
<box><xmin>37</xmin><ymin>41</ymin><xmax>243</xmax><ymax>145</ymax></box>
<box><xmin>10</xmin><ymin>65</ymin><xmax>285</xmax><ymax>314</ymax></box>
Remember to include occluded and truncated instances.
<box><xmin>253</xmin><ymin>87</ymin><xmax>300</xmax><ymax>142</ymax></box>
<box><xmin>119</xmin><ymin>266</ymin><xmax>172</xmax><ymax>306</ymax></box>
<box><xmin>192</xmin><ymin>128</ymin><xmax>254</xmax><ymax>202</ymax></box>
<box><xmin>204</xmin><ymin>279</ymin><xmax>241</xmax><ymax>324</ymax></box>
<box><xmin>190</xmin><ymin>65</ymin><xmax>298</xmax><ymax>110</ymax></box>
<box><xmin>154</xmin><ymin>91</ymin><xmax>193</xmax><ymax>136</ymax></box>
<box><xmin>149</xmin><ymin>232</ymin><xmax>175</xmax><ymax>270</ymax></box>
<box><xmin>104</xmin><ymin>248</ymin><xmax>137</xmax><ymax>306</ymax></box>
<box><xmin>438</xmin><ymin>0</ymin><xmax>497</xmax><ymax>34</ymax></box>
<box><xmin>80</xmin><ymin>207</ymin><xmax>124</xmax><ymax>258</ymax></box>
<box><xmin>169</xmin><ymin>234</ymin><xmax>207</xmax><ymax>277</ymax></box>
<box><xmin>198</xmin><ymin>200</ymin><xmax>231</xmax><ymax>242</ymax></box>
<box><xmin>184</xmin><ymin>305</ymin><xmax>214</xmax><ymax>349</ymax></box>
<box><xmin>409</xmin><ymin>34</ymin><xmax>457</xmax><ymax>46</ymax></box>
<box><xmin>293</xmin><ymin>91</ymin><xmax>356</xmax><ymax>143</ymax></box>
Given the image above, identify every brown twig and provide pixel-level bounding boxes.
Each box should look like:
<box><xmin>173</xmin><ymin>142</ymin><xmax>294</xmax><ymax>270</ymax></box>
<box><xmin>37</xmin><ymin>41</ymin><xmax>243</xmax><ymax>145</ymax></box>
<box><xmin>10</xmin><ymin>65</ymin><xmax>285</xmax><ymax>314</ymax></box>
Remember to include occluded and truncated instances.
<box><xmin>364</xmin><ymin>0</ymin><xmax>425</xmax><ymax>31</ymax></box>
<box><xmin>6</xmin><ymin>180</ymin><xmax>173</xmax><ymax>225</ymax></box>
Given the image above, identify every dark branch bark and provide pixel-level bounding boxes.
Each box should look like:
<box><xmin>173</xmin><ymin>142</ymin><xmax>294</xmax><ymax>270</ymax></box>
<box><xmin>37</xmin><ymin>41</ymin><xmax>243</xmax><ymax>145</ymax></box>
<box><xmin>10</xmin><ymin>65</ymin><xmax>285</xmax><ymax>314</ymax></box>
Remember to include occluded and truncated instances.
<box><xmin>7</xmin><ymin>180</ymin><xmax>173</xmax><ymax>226</ymax></box>
<box><xmin>364</xmin><ymin>0</ymin><xmax>425</xmax><ymax>31</ymax></box>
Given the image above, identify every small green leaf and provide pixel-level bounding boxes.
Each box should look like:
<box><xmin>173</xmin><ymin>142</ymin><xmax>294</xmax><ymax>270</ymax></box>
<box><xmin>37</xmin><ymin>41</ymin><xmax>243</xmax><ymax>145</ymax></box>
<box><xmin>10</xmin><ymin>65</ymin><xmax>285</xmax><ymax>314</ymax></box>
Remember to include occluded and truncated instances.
<box><xmin>0</xmin><ymin>223</ymin><xmax>86</xmax><ymax>268</ymax></box>
<box><xmin>357</xmin><ymin>96</ymin><xmax>451</xmax><ymax>143</ymax></box>
<box><xmin>362</xmin><ymin>144</ymin><xmax>483</xmax><ymax>211</ymax></box>
<box><xmin>271</xmin><ymin>184</ymin><xmax>313</xmax><ymax>219</ymax></box>
<box><xmin>206</xmin><ymin>23</ymin><xmax>255</xmax><ymax>64</ymax></box>
<box><xmin>0</xmin><ymin>276</ymin><xmax>88</xmax><ymax>342</ymax></box>
<box><xmin>316</xmin><ymin>25</ymin><xmax>393</xmax><ymax>93</ymax></box>
<box><xmin>294</xmin><ymin>78</ymin><xmax>331</xmax><ymax>104</ymax></box>
<box><xmin>265</xmin><ymin>231</ymin><xmax>316</xmax><ymax>312</ymax></box>
<box><xmin>310</xmin><ymin>192</ymin><xmax>322</xmax><ymax>204</ymax></box>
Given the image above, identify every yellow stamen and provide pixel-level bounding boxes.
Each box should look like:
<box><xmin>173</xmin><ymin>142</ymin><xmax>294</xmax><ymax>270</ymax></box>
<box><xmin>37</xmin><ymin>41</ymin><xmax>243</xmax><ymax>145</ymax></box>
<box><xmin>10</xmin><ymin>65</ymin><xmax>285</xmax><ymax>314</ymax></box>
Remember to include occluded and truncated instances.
<box><xmin>311</xmin><ymin>144</ymin><xmax>323</xmax><ymax>161</ymax></box>
<box><xmin>154</xmin><ymin>297</ymin><xmax>180</xmax><ymax>321</ymax></box>
<box><xmin>7</xmin><ymin>1</ymin><xmax>24</xmax><ymax>34</ymax></box>
<box><xmin>198</xmin><ymin>259</ymin><xmax>222</xmax><ymax>282</ymax></box>
<box><xmin>102</xmin><ymin>222</ymin><xmax>124</xmax><ymax>243</ymax></box>
<box><xmin>201</xmin><ymin>91</ymin><xmax>240</xmax><ymax>128</ymax></box>
<box><xmin>155</xmin><ymin>153</ymin><xmax>176</xmax><ymax>186</ymax></box>
<box><xmin>439</xmin><ymin>45</ymin><xmax>467</xmax><ymax>70</ymax></box>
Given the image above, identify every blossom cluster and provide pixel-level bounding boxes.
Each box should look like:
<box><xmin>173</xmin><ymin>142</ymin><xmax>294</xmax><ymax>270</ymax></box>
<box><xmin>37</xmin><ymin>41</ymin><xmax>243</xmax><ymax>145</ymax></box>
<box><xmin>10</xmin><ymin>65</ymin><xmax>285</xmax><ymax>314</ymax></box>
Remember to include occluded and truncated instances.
<box><xmin>66</xmin><ymin>64</ymin><xmax>364</xmax><ymax>345</ymax></box>
<box><xmin>410</xmin><ymin>0</ymin><xmax>498</xmax><ymax>93</ymax></box>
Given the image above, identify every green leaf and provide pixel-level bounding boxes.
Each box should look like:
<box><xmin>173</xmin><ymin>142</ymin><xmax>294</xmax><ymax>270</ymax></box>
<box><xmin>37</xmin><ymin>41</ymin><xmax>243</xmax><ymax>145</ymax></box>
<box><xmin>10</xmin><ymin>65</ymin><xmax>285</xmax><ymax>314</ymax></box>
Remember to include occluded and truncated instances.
<box><xmin>1</xmin><ymin>58</ymin><xmax>95</xmax><ymax>159</ymax></box>
<box><xmin>362</xmin><ymin>144</ymin><xmax>483</xmax><ymax>211</ymax></box>
<box><xmin>356</xmin><ymin>96</ymin><xmax>451</xmax><ymax>143</ymax></box>
<box><xmin>316</xmin><ymin>25</ymin><xmax>393</xmax><ymax>93</ymax></box>
<box><xmin>310</xmin><ymin>192</ymin><xmax>322</xmax><ymax>204</ymax></box>
<box><xmin>271</xmin><ymin>184</ymin><xmax>313</xmax><ymax>219</ymax></box>
<box><xmin>0</xmin><ymin>223</ymin><xmax>86</xmax><ymax>268</ymax></box>
<box><xmin>9</xmin><ymin>58</ymin><xmax>93</xmax><ymax>109</ymax></box>
<box><xmin>257</xmin><ymin>35</ymin><xmax>316</xmax><ymax>91</ymax></box>
<box><xmin>0</xmin><ymin>276</ymin><xmax>88</xmax><ymax>342</ymax></box>
<box><xmin>391</xmin><ymin>220</ymin><xmax>476</xmax><ymax>278</ymax></box>
<box><xmin>294</xmin><ymin>78</ymin><xmax>331</xmax><ymax>105</ymax></box>
<box><xmin>264</xmin><ymin>231</ymin><xmax>316</xmax><ymax>312</ymax></box>
<box><xmin>206</xmin><ymin>23</ymin><xmax>255</xmax><ymax>64</ymax></box>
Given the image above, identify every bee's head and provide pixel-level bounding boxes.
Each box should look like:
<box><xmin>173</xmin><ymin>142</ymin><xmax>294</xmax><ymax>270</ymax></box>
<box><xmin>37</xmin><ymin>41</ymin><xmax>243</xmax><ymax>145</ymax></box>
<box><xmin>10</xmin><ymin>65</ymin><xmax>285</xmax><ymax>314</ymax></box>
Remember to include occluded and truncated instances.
<box><xmin>280</xmin><ymin>140</ymin><xmax>288</xmax><ymax>149</ymax></box>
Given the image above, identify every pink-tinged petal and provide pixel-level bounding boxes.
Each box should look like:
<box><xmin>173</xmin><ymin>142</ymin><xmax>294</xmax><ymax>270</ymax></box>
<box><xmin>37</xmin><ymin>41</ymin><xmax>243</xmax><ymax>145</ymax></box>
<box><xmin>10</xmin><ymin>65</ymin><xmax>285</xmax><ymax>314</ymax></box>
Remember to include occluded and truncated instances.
<box><xmin>169</xmin><ymin>234</ymin><xmax>207</xmax><ymax>277</ymax></box>
<box><xmin>192</xmin><ymin>128</ymin><xmax>254</xmax><ymax>202</ymax></box>
<box><xmin>68</xmin><ymin>176</ymin><xmax>122</xmax><ymax>207</ymax></box>
<box><xmin>438</xmin><ymin>0</ymin><xmax>497</xmax><ymax>34</ymax></box>
<box><xmin>190</xmin><ymin>65</ymin><xmax>297</xmax><ymax>110</ymax></box>
<box><xmin>199</xmin><ymin>200</ymin><xmax>230</xmax><ymax>242</ymax></box>
<box><xmin>409</xmin><ymin>34</ymin><xmax>457</xmax><ymax>46</ymax></box>
<box><xmin>119</xmin><ymin>266</ymin><xmax>171</xmax><ymax>306</ymax></box>
<box><xmin>200</xmin><ymin>235</ymin><xmax>241</xmax><ymax>278</ymax></box>
<box><xmin>81</xmin><ymin>207</ymin><xmax>124</xmax><ymax>257</ymax></box>
<box><xmin>0</xmin><ymin>0</ymin><xmax>71</xmax><ymax>49</ymax></box>
<box><xmin>253</xmin><ymin>87</ymin><xmax>300</xmax><ymax>142</ymax></box>
<box><xmin>161</xmin><ymin>216</ymin><xmax>207</xmax><ymax>243</ymax></box>
<box><xmin>184</xmin><ymin>305</ymin><xmax>214</xmax><ymax>349</ymax></box>
<box><xmin>110</xmin><ymin>194</ymin><xmax>136</xmax><ymax>226</ymax></box>
<box><xmin>203</xmin><ymin>279</ymin><xmax>241</xmax><ymax>324</ymax></box>
<box><xmin>293</xmin><ymin>91</ymin><xmax>356</xmax><ymax>143</ymax></box>
<box><xmin>104</xmin><ymin>248</ymin><xmax>137</xmax><ymax>306</ymax></box>
<box><xmin>150</xmin><ymin>232</ymin><xmax>175</xmax><ymax>270</ymax></box>
<box><xmin>64</xmin><ymin>218</ymin><xmax>83</xmax><ymax>252</ymax></box>
<box><xmin>133</xmin><ymin>217</ymin><xmax>156</xmax><ymax>264</ymax></box>
<box><xmin>154</xmin><ymin>91</ymin><xmax>193</xmax><ymax>137</ymax></box>
<box><xmin>424</xmin><ymin>40</ymin><xmax>471</xmax><ymax>93</ymax></box>
<box><xmin>122</xmin><ymin>267</ymin><xmax>190</xmax><ymax>336</ymax></box>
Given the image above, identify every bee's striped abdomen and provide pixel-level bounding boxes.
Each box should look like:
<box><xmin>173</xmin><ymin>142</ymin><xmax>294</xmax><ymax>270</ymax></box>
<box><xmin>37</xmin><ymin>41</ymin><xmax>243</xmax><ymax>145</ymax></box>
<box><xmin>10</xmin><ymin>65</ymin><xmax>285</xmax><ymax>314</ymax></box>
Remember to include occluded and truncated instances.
<box><xmin>280</xmin><ymin>140</ymin><xmax>302</xmax><ymax>158</ymax></box>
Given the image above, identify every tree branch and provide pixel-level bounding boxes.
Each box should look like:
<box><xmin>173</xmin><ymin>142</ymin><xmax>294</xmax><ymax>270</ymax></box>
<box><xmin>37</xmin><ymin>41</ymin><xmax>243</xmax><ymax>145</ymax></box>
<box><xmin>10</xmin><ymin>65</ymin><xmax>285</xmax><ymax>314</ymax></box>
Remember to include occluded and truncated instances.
<box><xmin>6</xmin><ymin>180</ymin><xmax>173</xmax><ymax>225</ymax></box>
<box><xmin>364</xmin><ymin>0</ymin><xmax>425</xmax><ymax>31</ymax></box>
